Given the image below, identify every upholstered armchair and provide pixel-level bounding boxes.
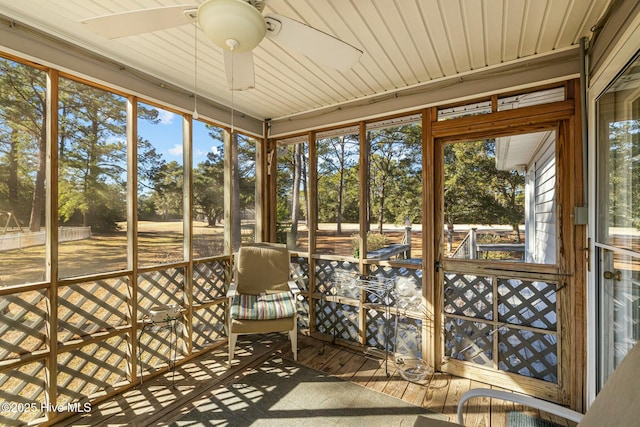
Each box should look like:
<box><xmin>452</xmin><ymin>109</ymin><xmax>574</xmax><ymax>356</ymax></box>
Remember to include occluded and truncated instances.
<box><xmin>227</xmin><ymin>244</ymin><xmax>300</xmax><ymax>363</ymax></box>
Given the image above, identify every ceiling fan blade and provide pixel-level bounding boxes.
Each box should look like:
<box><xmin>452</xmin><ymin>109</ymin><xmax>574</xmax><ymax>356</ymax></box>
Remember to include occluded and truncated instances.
<box><xmin>223</xmin><ymin>50</ymin><xmax>256</xmax><ymax>91</ymax></box>
<box><xmin>264</xmin><ymin>14</ymin><xmax>362</xmax><ymax>72</ymax></box>
<box><xmin>80</xmin><ymin>5</ymin><xmax>196</xmax><ymax>39</ymax></box>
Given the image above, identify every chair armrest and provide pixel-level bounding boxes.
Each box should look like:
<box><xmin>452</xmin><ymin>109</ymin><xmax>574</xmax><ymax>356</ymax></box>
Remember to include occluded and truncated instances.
<box><xmin>456</xmin><ymin>388</ymin><xmax>584</xmax><ymax>425</ymax></box>
<box><xmin>227</xmin><ymin>282</ymin><xmax>238</xmax><ymax>298</ymax></box>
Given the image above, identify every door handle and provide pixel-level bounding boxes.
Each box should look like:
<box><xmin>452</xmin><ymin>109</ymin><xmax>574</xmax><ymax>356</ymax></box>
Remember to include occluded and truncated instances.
<box><xmin>603</xmin><ymin>270</ymin><xmax>622</xmax><ymax>281</ymax></box>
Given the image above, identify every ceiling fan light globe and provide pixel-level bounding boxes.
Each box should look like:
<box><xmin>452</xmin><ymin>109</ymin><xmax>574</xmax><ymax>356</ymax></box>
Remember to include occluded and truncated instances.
<box><xmin>198</xmin><ymin>0</ymin><xmax>266</xmax><ymax>52</ymax></box>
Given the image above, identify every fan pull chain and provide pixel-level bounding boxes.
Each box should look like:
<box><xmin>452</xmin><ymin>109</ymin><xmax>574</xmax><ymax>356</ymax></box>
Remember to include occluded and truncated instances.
<box><xmin>193</xmin><ymin>22</ymin><xmax>199</xmax><ymax>119</ymax></box>
<box><xmin>230</xmin><ymin>44</ymin><xmax>235</xmax><ymax>137</ymax></box>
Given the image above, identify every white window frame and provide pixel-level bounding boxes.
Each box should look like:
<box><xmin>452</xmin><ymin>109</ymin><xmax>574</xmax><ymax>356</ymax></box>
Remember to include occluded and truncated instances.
<box><xmin>586</xmin><ymin>13</ymin><xmax>640</xmax><ymax>407</ymax></box>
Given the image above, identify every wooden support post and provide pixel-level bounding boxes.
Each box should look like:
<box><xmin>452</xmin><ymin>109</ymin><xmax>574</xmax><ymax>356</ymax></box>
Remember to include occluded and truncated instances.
<box><xmin>45</xmin><ymin>68</ymin><xmax>59</xmax><ymax>424</ymax></box>
<box><xmin>404</xmin><ymin>218</ymin><xmax>412</xmax><ymax>259</ymax></box>
<box><xmin>470</xmin><ymin>228</ymin><xmax>478</xmax><ymax>260</ymax></box>
<box><xmin>308</xmin><ymin>131</ymin><xmax>318</xmax><ymax>335</ymax></box>
<box><xmin>182</xmin><ymin>114</ymin><xmax>193</xmax><ymax>356</ymax></box>
<box><xmin>126</xmin><ymin>97</ymin><xmax>139</xmax><ymax>385</ymax></box>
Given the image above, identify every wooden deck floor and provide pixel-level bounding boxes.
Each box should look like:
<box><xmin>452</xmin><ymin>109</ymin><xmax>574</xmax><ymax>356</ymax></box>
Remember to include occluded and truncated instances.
<box><xmin>51</xmin><ymin>334</ymin><xmax>577</xmax><ymax>427</ymax></box>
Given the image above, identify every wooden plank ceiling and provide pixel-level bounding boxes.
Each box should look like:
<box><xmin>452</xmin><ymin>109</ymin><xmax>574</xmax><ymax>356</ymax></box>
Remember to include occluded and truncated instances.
<box><xmin>0</xmin><ymin>0</ymin><xmax>612</xmax><ymax>122</ymax></box>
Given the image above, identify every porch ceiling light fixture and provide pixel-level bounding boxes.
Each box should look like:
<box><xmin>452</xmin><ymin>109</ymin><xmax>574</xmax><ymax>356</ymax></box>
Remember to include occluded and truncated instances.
<box><xmin>197</xmin><ymin>0</ymin><xmax>266</xmax><ymax>52</ymax></box>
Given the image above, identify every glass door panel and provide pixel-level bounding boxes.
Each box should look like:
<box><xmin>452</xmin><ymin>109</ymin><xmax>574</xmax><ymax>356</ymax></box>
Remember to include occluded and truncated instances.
<box><xmin>595</xmin><ymin>51</ymin><xmax>640</xmax><ymax>391</ymax></box>
<box><xmin>597</xmin><ymin>249</ymin><xmax>640</xmax><ymax>389</ymax></box>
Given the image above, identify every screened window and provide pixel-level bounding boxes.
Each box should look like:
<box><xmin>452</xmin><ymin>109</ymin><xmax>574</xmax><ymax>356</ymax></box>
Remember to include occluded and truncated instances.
<box><xmin>57</xmin><ymin>77</ymin><xmax>128</xmax><ymax>278</ymax></box>
<box><xmin>0</xmin><ymin>58</ymin><xmax>47</xmax><ymax>286</ymax></box>
<box><xmin>443</xmin><ymin>131</ymin><xmax>557</xmax><ymax>265</ymax></box>
<box><xmin>316</xmin><ymin>128</ymin><xmax>360</xmax><ymax>257</ymax></box>
<box><xmin>233</xmin><ymin>133</ymin><xmax>257</xmax><ymax>248</ymax></box>
<box><xmin>366</xmin><ymin>119</ymin><xmax>423</xmax><ymax>262</ymax></box>
<box><xmin>276</xmin><ymin>139</ymin><xmax>309</xmax><ymax>252</ymax></box>
<box><xmin>192</xmin><ymin>120</ymin><xmax>226</xmax><ymax>258</ymax></box>
<box><xmin>137</xmin><ymin>102</ymin><xmax>184</xmax><ymax>266</ymax></box>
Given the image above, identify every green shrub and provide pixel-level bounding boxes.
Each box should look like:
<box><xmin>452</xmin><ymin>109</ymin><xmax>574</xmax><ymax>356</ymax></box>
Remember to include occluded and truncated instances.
<box><xmin>351</xmin><ymin>232</ymin><xmax>388</xmax><ymax>257</ymax></box>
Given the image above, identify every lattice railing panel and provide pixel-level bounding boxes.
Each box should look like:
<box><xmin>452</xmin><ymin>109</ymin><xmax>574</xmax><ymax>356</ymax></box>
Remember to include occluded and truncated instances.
<box><xmin>291</xmin><ymin>255</ymin><xmax>310</xmax><ymax>291</ymax></box>
<box><xmin>331</xmin><ymin>270</ymin><xmax>362</xmax><ymax>299</ymax></box>
<box><xmin>296</xmin><ymin>296</ymin><xmax>310</xmax><ymax>330</ymax></box>
<box><xmin>0</xmin><ymin>290</ymin><xmax>47</xmax><ymax>360</ymax></box>
<box><xmin>0</xmin><ymin>360</ymin><xmax>46</xmax><ymax>425</ymax></box>
<box><xmin>443</xmin><ymin>270</ymin><xmax>560</xmax><ymax>384</ymax></box>
<box><xmin>315</xmin><ymin>260</ymin><xmax>360</xmax><ymax>295</ymax></box>
<box><xmin>498</xmin><ymin>279</ymin><xmax>557</xmax><ymax>331</ymax></box>
<box><xmin>368</xmin><ymin>264</ymin><xmax>422</xmax><ymax>283</ymax></box>
<box><xmin>393</xmin><ymin>315</ymin><xmax>423</xmax><ymax>358</ymax></box>
<box><xmin>330</xmin><ymin>269</ymin><xmax>398</xmax><ymax>307</ymax></box>
<box><xmin>137</xmin><ymin>267</ymin><xmax>185</xmax><ymax>317</ymax></box>
<box><xmin>335</xmin><ymin>304</ymin><xmax>360</xmax><ymax>342</ymax></box>
<box><xmin>314</xmin><ymin>261</ymin><xmax>426</xmax><ymax>349</ymax></box>
<box><xmin>192</xmin><ymin>260</ymin><xmax>228</xmax><ymax>304</ymax></box>
<box><xmin>58</xmin><ymin>277</ymin><xmax>129</xmax><ymax>343</ymax></box>
<box><xmin>314</xmin><ymin>300</ymin><xmax>359</xmax><ymax>343</ymax></box>
<box><xmin>365</xmin><ymin>308</ymin><xmax>395</xmax><ymax>350</ymax></box>
<box><xmin>138</xmin><ymin>322</ymin><xmax>183</xmax><ymax>373</ymax></box>
<box><xmin>57</xmin><ymin>334</ymin><xmax>128</xmax><ymax>405</ymax></box>
<box><xmin>498</xmin><ymin>328</ymin><xmax>558</xmax><ymax>383</ymax></box>
<box><xmin>444</xmin><ymin>273</ymin><xmax>493</xmax><ymax>320</ymax></box>
<box><xmin>444</xmin><ymin>318</ymin><xmax>493</xmax><ymax>367</ymax></box>
<box><xmin>192</xmin><ymin>305</ymin><xmax>226</xmax><ymax>350</ymax></box>
<box><xmin>365</xmin><ymin>284</ymin><xmax>396</xmax><ymax>307</ymax></box>
<box><xmin>370</xmin><ymin>264</ymin><xmax>423</xmax><ymax>311</ymax></box>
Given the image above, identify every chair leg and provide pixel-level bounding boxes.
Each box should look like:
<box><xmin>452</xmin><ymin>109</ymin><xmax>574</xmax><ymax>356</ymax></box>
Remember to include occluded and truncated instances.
<box><xmin>229</xmin><ymin>333</ymin><xmax>237</xmax><ymax>363</ymax></box>
<box><xmin>289</xmin><ymin>323</ymin><xmax>297</xmax><ymax>361</ymax></box>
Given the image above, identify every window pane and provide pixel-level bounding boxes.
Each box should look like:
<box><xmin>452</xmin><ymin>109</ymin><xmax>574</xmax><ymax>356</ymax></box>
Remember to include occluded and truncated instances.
<box><xmin>0</xmin><ymin>58</ymin><xmax>47</xmax><ymax>286</ymax></box>
<box><xmin>276</xmin><ymin>140</ymin><xmax>309</xmax><ymax>252</ymax></box>
<box><xmin>192</xmin><ymin>120</ymin><xmax>226</xmax><ymax>258</ymax></box>
<box><xmin>58</xmin><ymin>78</ymin><xmax>128</xmax><ymax>278</ymax></box>
<box><xmin>498</xmin><ymin>87</ymin><xmax>565</xmax><ymax>111</ymax></box>
<box><xmin>233</xmin><ymin>134</ymin><xmax>257</xmax><ymax>247</ymax></box>
<box><xmin>598</xmin><ymin>249</ymin><xmax>640</xmax><ymax>389</ymax></box>
<box><xmin>438</xmin><ymin>101</ymin><xmax>491</xmax><ymax>121</ymax></box>
<box><xmin>444</xmin><ymin>132</ymin><xmax>556</xmax><ymax>264</ymax></box>
<box><xmin>137</xmin><ymin>102</ymin><xmax>184</xmax><ymax>266</ymax></box>
<box><xmin>595</xmin><ymin>52</ymin><xmax>640</xmax><ymax>391</ymax></box>
<box><xmin>366</xmin><ymin>120</ymin><xmax>422</xmax><ymax>262</ymax></box>
<box><xmin>596</xmin><ymin>54</ymin><xmax>640</xmax><ymax>253</ymax></box>
<box><xmin>316</xmin><ymin>131</ymin><xmax>360</xmax><ymax>257</ymax></box>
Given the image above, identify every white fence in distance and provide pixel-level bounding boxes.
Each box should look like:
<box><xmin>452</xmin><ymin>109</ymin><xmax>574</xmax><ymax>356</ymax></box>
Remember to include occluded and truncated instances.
<box><xmin>0</xmin><ymin>227</ymin><xmax>92</xmax><ymax>252</ymax></box>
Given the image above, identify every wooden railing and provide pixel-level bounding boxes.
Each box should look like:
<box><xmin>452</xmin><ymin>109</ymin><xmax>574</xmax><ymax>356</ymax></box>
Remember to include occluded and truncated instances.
<box><xmin>451</xmin><ymin>228</ymin><xmax>525</xmax><ymax>260</ymax></box>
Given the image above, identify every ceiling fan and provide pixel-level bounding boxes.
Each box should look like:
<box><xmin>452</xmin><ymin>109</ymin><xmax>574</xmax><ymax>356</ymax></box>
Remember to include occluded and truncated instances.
<box><xmin>80</xmin><ymin>0</ymin><xmax>363</xmax><ymax>91</ymax></box>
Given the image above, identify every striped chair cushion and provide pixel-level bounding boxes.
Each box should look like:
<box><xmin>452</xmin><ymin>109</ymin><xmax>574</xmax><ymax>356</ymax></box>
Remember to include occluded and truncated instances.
<box><xmin>230</xmin><ymin>292</ymin><xmax>297</xmax><ymax>320</ymax></box>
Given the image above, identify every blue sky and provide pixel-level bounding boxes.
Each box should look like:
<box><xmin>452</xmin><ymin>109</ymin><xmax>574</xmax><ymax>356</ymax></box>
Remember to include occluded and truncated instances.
<box><xmin>137</xmin><ymin>105</ymin><xmax>224</xmax><ymax>167</ymax></box>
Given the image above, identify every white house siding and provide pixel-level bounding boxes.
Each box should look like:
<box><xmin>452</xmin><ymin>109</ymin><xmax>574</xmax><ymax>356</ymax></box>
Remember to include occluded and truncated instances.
<box><xmin>525</xmin><ymin>136</ymin><xmax>557</xmax><ymax>264</ymax></box>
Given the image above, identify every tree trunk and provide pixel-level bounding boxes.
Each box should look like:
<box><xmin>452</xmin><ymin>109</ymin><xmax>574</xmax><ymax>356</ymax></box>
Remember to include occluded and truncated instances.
<box><xmin>7</xmin><ymin>128</ymin><xmax>20</xmax><ymax>210</ymax></box>
<box><xmin>377</xmin><ymin>187</ymin><xmax>385</xmax><ymax>233</ymax></box>
<box><xmin>29</xmin><ymin>124</ymin><xmax>46</xmax><ymax>233</ymax></box>
<box><xmin>513</xmin><ymin>224</ymin><xmax>522</xmax><ymax>243</ymax></box>
<box><xmin>85</xmin><ymin>117</ymin><xmax>99</xmax><ymax>228</ymax></box>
